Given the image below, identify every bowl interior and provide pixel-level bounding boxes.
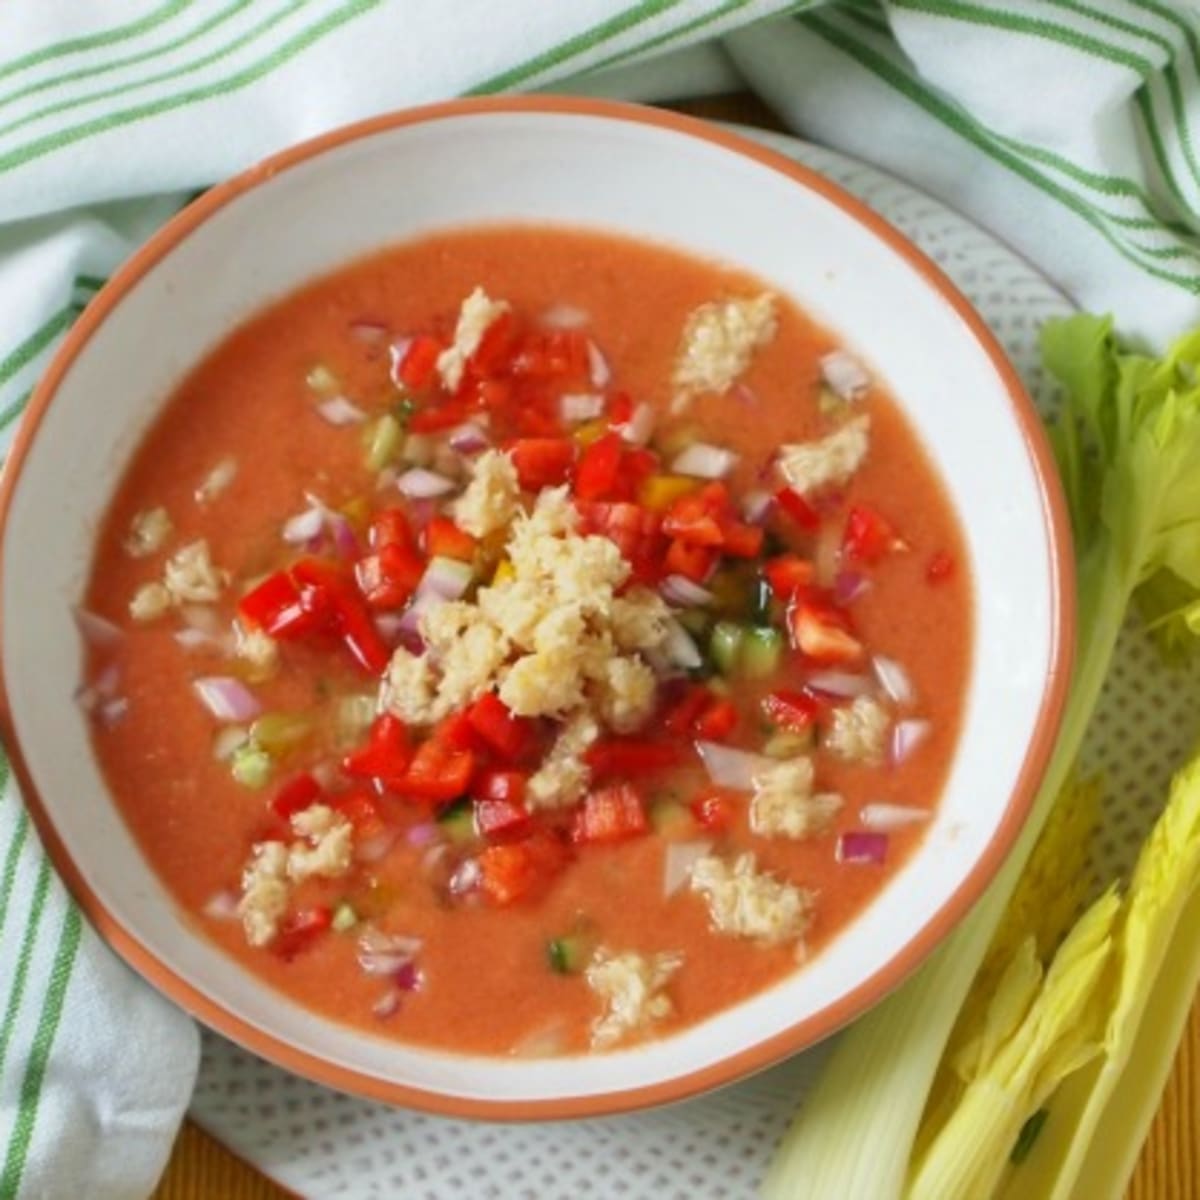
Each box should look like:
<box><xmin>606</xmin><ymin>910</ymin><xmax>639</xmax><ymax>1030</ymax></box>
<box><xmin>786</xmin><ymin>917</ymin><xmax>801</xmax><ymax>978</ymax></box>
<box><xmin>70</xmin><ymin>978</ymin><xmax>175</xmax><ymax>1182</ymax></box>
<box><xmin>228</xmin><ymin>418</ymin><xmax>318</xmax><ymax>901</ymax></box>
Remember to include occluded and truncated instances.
<box><xmin>0</xmin><ymin>104</ymin><xmax>1063</xmax><ymax>1112</ymax></box>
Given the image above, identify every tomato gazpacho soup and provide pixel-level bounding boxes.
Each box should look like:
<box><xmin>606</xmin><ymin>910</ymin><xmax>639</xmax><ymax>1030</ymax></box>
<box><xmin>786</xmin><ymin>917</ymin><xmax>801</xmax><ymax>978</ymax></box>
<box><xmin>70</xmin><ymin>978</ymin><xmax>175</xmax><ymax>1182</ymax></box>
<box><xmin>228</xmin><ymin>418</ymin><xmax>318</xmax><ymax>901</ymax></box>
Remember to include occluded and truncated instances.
<box><xmin>81</xmin><ymin>227</ymin><xmax>970</xmax><ymax>1055</ymax></box>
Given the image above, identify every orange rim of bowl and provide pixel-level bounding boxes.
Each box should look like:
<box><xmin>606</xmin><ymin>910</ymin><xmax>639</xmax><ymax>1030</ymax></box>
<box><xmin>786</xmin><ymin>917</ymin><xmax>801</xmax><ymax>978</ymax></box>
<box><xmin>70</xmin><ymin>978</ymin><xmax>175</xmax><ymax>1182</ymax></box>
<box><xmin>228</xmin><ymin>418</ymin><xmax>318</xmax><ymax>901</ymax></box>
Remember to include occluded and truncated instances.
<box><xmin>0</xmin><ymin>96</ymin><xmax>1076</xmax><ymax>1121</ymax></box>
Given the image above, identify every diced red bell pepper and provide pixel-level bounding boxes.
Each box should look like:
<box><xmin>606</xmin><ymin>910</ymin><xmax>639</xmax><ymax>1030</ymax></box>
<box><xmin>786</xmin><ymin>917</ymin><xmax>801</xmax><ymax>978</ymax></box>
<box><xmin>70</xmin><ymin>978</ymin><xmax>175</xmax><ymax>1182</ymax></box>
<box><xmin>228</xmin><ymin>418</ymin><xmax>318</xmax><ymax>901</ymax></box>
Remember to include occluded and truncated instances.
<box><xmin>333</xmin><ymin>790</ymin><xmax>387</xmax><ymax>840</ymax></box>
<box><xmin>292</xmin><ymin>558</ymin><xmax>390</xmax><ymax>674</ymax></box>
<box><xmin>408</xmin><ymin>397</ymin><xmax>472</xmax><ymax>433</ymax></box>
<box><xmin>719</xmin><ymin>520</ymin><xmax>765</xmax><ymax>559</ymax></box>
<box><xmin>270</xmin><ymin>772</ymin><xmax>323</xmax><ymax>821</ymax></box>
<box><xmin>474</xmin><ymin>769</ymin><xmax>529</xmax><ymax>805</ymax></box>
<box><xmin>507</xmin><ymin>437</ymin><xmax>576</xmax><ymax>490</ymax></box>
<box><xmin>664</xmin><ymin>538</ymin><xmax>718</xmax><ymax>584</ymax></box>
<box><xmin>927</xmin><ymin>550</ymin><xmax>955</xmax><ymax>584</ymax></box>
<box><xmin>467</xmin><ymin>376</ymin><xmax>514</xmax><ymax>411</ymax></box>
<box><xmin>843</xmin><ymin>504</ymin><xmax>903</xmax><ymax>564</ymax></box>
<box><xmin>469</xmin><ymin>309</ymin><xmax>519</xmax><ymax>376</ymax></box>
<box><xmin>663</xmin><ymin>683</ymin><xmax>713</xmax><ymax>737</ymax></box>
<box><xmin>355</xmin><ymin>541</ymin><xmax>425</xmax><ymax>610</ymax></box>
<box><xmin>662</xmin><ymin>493</ymin><xmax>725</xmax><ymax>546</ymax></box>
<box><xmin>370</xmin><ymin>507</ymin><xmax>417</xmax><ymax>551</ymax></box>
<box><xmin>273</xmin><ymin>905</ymin><xmax>332</xmax><ymax>960</ymax></box>
<box><xmin>693</xmin><ymin>697</ymin><xmax>738</xmax><ymax>741</ymax></box>
<box><xmin>619</xmin><ymin>448</ymin><xmax>660</xmax><ymax>502</ymax></box>
<box><xmin>764</xmin><ymin>553</ymin><xmax>815</xmax><ymax>601</ymax></box>
<box><xmin>466</xmin><ymin>692</ymin><xmax>535</xmax><ymax>762</ymax></box>
<box><xmin>474</xmin><ymin>797</ymin><xmax>532</xmax><ymax>842</ymax></box>
<box><xmin>574</xmin><ymin>432</ymin><xmax>624</xmax><ymax>501</ymax></box>
<box><xmin>433</xmin><ymin>709</ymin><xmax>483</xmax><ymax>753</ymax></box>
<box><xmin>788</xmin><ymin>600</ymin><xmax>864</xmax><ymax>664</ymax></box>
<box><xmin>775</xmin><ymin>486</ymin><xmax>821</xmax><ymax>532</ymax></box>
<box><xmin>396</xmin><ymin>334</ymin><xmax>444</xmax><ymax>390</ymax></box>
<box><xmin>478</xmin><ymin>832</ymin><xmax>567</xmax><ymax>905</ymax></box>
<box><xmin>511</xmin><ymin>330</ymin><xmax>589</xmax><ymax>382</ymax></box>
<box><xmin>424</xmin><ymin>516</ymin><xmax>476</xmax><ymax>562</ymax></box>
<box><xmin>584</xmin><ymin>739</ymin><xmax>683</xmax><ymax>780</ymax></box>
<box><xmin>572</xmin><ymin>784</ymin><xmax>649</xmax><ymax>844</ymax></box>
<box><xmin>342</xmin><ymin>714</ymin><xmax>412</xmax><ymax>789</ymax></box>
<box><xmin>400</xmin><ymin>735</ymin><xmax>476</xmax><ymax>804</ymax></box>
<box><xmin>762</xmin><ymin>690</ymin><xmax>820</xmax><ymax>733</ymax></box>
<box><xmin>691</xmin><ymin>788</ymin><xmax>738</xmax><ymax>833</ymax></box>
<box><xmin>238</xmin><ymin>571</ymin><xmax>321</xmax><ymax>639</ymax></box>
<box><xmin>608</xmin><ymin>391</ymin><xmax>634</xmax><ymax>427</ymax></box>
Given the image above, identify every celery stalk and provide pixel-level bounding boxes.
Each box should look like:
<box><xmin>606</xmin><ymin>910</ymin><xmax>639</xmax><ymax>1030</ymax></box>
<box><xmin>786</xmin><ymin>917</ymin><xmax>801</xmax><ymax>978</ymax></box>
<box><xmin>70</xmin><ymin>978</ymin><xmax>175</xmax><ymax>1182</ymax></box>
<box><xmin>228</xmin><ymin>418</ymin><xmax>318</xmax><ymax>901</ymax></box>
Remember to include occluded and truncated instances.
<box><xmin>765</xmin><ymin>317</ymin><xmax>1200</xmax><ymax>1200</ymax></box>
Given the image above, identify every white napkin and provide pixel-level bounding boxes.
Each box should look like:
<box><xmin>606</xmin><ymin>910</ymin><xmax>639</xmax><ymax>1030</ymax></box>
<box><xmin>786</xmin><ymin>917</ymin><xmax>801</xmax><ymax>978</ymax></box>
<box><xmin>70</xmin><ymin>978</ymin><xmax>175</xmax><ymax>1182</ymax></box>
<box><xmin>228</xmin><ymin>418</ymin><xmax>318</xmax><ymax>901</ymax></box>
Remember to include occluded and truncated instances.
<box><xmin>0</xmin><ymin>3</ymin><xmax>1197</xmax><ymax>1197</ymax></box>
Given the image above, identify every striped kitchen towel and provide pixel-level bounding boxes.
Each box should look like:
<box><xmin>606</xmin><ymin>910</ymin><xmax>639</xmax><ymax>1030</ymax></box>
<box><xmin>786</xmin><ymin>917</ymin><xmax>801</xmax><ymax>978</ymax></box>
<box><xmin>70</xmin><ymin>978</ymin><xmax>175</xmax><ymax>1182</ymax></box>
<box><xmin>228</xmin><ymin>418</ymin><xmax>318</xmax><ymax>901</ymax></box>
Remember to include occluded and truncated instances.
<box><xmin>0</xmin><ymin>3</ymin><xmax>1197</xmax><ymax>1197</ymax></box>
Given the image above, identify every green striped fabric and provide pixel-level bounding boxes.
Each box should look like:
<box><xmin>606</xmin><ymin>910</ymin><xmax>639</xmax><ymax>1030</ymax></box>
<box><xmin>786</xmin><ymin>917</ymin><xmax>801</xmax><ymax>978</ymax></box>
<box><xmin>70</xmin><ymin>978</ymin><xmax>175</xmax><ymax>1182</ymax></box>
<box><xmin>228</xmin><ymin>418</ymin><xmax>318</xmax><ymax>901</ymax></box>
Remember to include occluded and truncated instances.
<box><xmin>0</xmin><ymin>1</ymin><xmax>1198</xmax><ymax>1196</ymax></box>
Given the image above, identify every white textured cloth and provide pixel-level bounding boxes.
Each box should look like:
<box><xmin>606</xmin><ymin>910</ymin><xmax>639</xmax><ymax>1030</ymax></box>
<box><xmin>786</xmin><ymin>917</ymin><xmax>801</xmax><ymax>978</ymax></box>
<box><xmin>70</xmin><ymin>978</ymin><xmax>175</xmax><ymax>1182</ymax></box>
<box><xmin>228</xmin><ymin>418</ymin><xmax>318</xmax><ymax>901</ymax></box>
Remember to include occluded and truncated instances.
<box><xmin>0</xmin><ymin>3</ymin><xmax>1197</xmax><ymax>1197</ymax></box>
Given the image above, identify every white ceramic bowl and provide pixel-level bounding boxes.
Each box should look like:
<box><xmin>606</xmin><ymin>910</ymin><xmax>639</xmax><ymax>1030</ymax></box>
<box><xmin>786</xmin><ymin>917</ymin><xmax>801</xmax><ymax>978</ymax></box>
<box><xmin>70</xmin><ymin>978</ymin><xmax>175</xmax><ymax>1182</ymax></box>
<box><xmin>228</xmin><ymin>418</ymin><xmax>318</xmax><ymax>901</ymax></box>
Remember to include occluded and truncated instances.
<box><xmin>0</xmin><ymin>98</ymin><xmax>1073</xmax><ymax>1119</ymax></box>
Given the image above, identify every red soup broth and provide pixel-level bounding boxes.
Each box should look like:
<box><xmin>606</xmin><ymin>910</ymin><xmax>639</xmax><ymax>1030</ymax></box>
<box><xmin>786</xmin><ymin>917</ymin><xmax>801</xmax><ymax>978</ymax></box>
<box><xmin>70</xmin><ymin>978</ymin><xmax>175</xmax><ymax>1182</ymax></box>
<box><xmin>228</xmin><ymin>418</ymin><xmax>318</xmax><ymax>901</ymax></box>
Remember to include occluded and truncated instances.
<box><xmin>84</xmin><ymin>226</ymin><xmax>971</xmax><ymax>1056</ymax></box>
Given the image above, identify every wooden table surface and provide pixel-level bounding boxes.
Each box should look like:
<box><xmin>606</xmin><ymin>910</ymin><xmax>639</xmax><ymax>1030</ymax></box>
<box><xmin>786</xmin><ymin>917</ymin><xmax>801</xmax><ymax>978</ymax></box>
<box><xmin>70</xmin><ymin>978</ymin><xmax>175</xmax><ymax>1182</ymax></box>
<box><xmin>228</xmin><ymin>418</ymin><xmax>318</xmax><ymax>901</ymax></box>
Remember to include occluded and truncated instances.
<box><xmin>154</xmin><ymin>93</ymin><xmax>1200</xmax><ymax>1200</ymax></box>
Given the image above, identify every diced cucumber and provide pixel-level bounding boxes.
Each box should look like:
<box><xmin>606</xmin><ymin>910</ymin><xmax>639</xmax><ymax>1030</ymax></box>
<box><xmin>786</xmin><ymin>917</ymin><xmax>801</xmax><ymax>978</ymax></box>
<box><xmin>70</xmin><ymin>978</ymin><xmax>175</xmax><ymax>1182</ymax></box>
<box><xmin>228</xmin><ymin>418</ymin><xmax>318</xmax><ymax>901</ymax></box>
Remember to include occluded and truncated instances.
<box><xmin>750</xmin><ymin>578</ymin><xmax>774</xmax><ymax>625</ymax></box>
<box><xmin>650</xmin><ymin>799</ymin><xmax>695</xmax><ymax>840</ymax></box>
<box><xmin>331</xmin><ymin>902</ymin><xmax>358</xmax><ymax>933</ymax></box>
<box><xmin>677</xmin><ymin>607</ymin><xmax>711</xmax><ymax>639</ymax></box>
<box><xmin>763</xmin><ymin>729</ymin><xmax>814</xmax><ymax>758</ymax></box>
<box><xmin>741</xmin><ymin>626</ymin><xmax>784</xmax><ymax>679</ymax></box>
<box><xmin>305</xmin><ymin>363</ymin><xmax>340</xmax><ymax>396</ymax></box>
<box><xmin>709</xmin><ymin>621</ymin><xmax>745</xmax><ymax>675</ymax></box>
<box><xmin>437</xmin><ymin>798</ymin><xmax>476</xmax><ymax>844</ymax></box>
<box><xmin>546</xmin><ymin>934</ymin><xmax>593</xmax><ymax>975</ymax></box>
<box><xmin>364</xmin><ymin>413</ymin><xmax>402</xmax><ymax>472</ymax></box>
<box><xmin>231</xmin><ymin>742</ymin><xmax>272</xmax><ymax>789</ymax></box>
<box><xmin>250</xmin><ymin>711</ymin><xmax>313</xmax><ymax>755</ymax></box>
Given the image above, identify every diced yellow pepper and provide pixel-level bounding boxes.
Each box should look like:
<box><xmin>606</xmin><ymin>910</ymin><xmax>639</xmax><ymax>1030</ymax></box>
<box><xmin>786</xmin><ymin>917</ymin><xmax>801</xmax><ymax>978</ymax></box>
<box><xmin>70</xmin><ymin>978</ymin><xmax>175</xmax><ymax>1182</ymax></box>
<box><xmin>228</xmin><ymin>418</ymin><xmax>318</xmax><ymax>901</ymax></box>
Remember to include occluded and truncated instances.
<box><xmin>493</xmin><ymin>559</ymin><xmax>515</xmax><ymax>586</ymax></box>
<box><xmin>340</xmin><ymin>495</ymin><xmax>371</xmax><ymax>530</ymax></box>
<box><xmin>640</xmin><ymin>474</ymin><xmax>699</xmax><ymax>512</ymax></box>
<box><xmin>573</xmin><ymin>420</ymin><xmax>609</xmax><ymax>447</ymax></box>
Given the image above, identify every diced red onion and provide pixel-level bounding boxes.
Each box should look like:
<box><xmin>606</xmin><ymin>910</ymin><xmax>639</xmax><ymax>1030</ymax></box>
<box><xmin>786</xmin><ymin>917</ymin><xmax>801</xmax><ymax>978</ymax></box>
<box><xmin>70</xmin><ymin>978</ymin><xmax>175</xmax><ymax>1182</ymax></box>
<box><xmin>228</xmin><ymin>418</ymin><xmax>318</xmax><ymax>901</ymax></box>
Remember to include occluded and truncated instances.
<box><xmin>311</xmin><ymin>761</ymin><xmax>340</xmax><ymax>791</ymax></box>
<box><xmin>540</xmin><ymin>303</ymin><xmax>588</xmax><ymax>329</ymax></box>
<box><xmin>327</xmin><ymin>513</ymin><xmax>360</xmax><ymax>561</ymax></box>
<box><xmin>395</xmin><ymin>959</ymin><xmax>422</xmax><ymax>992</ymax></box>
<box><xmin>397</xmin><ymin>467</ymin><xmax>457</xmax><ymax>499</ymax></box>
<box><xmin>586</xmin><ymin>340</ymin><xmax>611</xmax><ymax>389</ymax></box>
<box><xmin>448</xmin><ymin>857</ymin><xmax>481</xmax><ymax>896</ymax></box>
<box><xmin>891</xmin><ymin>718</ymin><xmax>932</xmax><ymax>766</ymax></box>
<box><xmin>192</xmin><ymin>676</ymin><xmax>262</xmax><ymax>722</ymax></box>
<box><xmin>282</xmin><ymin>506</ymin><xmax>324</xmax><ymax>545</ymax></box>
<box><xmin>740</xmin><ymin>489</ymin><xmax>774</xmax><ymax>525</ymax></box>
<box><xmin>316</xmin><ymin>396</ymin><xmax>367</xmax><ymax>426</ymax></box>
<box><xmin>671</xmin><ymin>443</ymin><xmax>739</xmax><ymax>480</ymax></box>
<box><xmin>74</xmin><ymin>607</ymin><xmax>123</xmax><ymax>647</ymax></box>
<box><xmin>421</xmin><ymin>843</ymin><xmax>450</xmax><ymax>875</ymax></box>
<box><xmin>373</xmin><ymin>612</ymin><xmax>407</xmax><ymax>646</ymax></box>
<box><xmin>349</xmin><ymin>320</ymin><xmax>389</xmax><ymax>347</ymax></box>
<box><xmin>660</xmin><ymin>574</ymin><xmax>714</xmax><ymax>608</ymax></box>
<box><xmin>179</xmin><ymin>605</ymin><xmax>223</xmax><ymax>634</ymax></box>
<box><xmin>375</xmin><ymin>465</ymin><xmax>398</xmax><ymax>492</ymax></box>
<box><xmin>860</xmin><ymin>803</ymin><xmax>930</xmax><ymax>831</ymax></box>
<box><xmin>356</xmin><ymin>829</ymin><xmax>398</xmax><ymax>864</ymax></box>
<box><xmin>815</xmin><ymin>523</ymin><xmax>840</xmax><ymax>587</ymax></box>
<box><xmin>619</xmin><ymin>401</ymin><xmax>656</xmax><ymax>447</ymax></box>
<box><xmin>406</xmin><ymin>822</ymin><xmax>441</xmax><ymax>848</ymax></box>
<box><xmin>195</xmin><ymin>456</ymin><xmax>237</xmax><ymax>503</ymax></box>
<box><xmin>663</xmin><ymin>840</ymin><xmax>713</xmax><ymax>898</ymax></box>
<box><xmin>560</xmin><ymin>392</ymin><xmax>604</xmax><ymax>423</ymax></box>
<box><xmin>447</xmin><ymin>421</ymin><xmax>490</xmax><ymax>453</ymax></box>
<box><xmin>173</xmin><ymin>627</ymin><xmax>229</xmax><ymax>652</ymax></box>
<box><xmin>662</xmin><ymin>618</ymin><xmax>702</xmax><ymax>671</ymax></box>
<box><xmin>511</xmin><ymin>1022</ymin><xmax>567</xmax><ymax>1058</ymax></box>
<box><xmin>804</xmin><ymin>670</ymin><xmax>874</xmax><ymax>700</ymax></box>
<box><xmin>834</xmin><ymin>570</ymin><xmax>871</xmax><ymax>605</ymax></box>
<box><xmin>212</xmin><ymin>726</ymin><xmax>248</xmax><ymax>762</ymax></box>
<box><xmin>93</xmin><ymin>662</ymin><xmax>121</xmax><ymax>697</ymax></box>
<box><xmin>202</xmin><ymin>890</ymin><xmax>240</xmax><ymax>921</ymax></box>
<box><xmin>873</xmin><ymin>655</ymin><xmax>915</xmax><ymax>706</ymax></box>
<box><xmin>837</xmin><ymin>831</ymin><xmax>888</xmax><ymax>864</ymax></box>
<box><xmin>405</xmin><ymin>496</ymin><xmax>437</xmax><ymax>531</ymax></box>
<box><xmin>821</xmin><ymin>350</ymin><xmax>871</xmax><ymax>401</ymax></box>
<box><xmin>372</xmin><ymin>988</ymin><xmax>401</xmax><ymax>1019</ymax></box>
<box><xmin>388</xmin><ymin>337</ymin><xmax>413</xmax><ymax>386</ymax></box>
<box><xmin>732</xmin><ymin>383</ymin><xmax>759</xmax><ymax>406</ymax></box>
<box><xmin>695</xmin><ymin>741</ymin><xmax>774</xmax><ymax>790</ymax></box>
<box><xmin>359</xmin><ymin>928</ymin><xmax>421</xmax><ymax>958</ymax></box>
<box><xmin>97</xmin><ymin>697</ymin><xmax>129</xmax><ymax>727</ymax></box>
<box><xmin>420</xmin><ymin>556</ymin><xmax>474</xmax><ymax>601</ymax></box>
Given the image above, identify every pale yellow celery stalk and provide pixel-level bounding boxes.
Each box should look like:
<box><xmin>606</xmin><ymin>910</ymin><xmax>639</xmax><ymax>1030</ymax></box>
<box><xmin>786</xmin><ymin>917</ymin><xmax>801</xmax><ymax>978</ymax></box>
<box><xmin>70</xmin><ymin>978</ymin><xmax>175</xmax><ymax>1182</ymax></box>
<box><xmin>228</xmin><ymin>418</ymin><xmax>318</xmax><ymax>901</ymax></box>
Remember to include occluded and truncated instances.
<box><xmin>995</xmin><ymin>751</ymin><xmax>1200</xmax><ymax>1198</ymax></box>
<box><xmin>906</xmin><ymin>889</ymin><xmax>1119</xmax><ymax>1198</ymax></box>
<box><xmin>763</xmin><ymin>316</ymin><xmax>1200</xmax><ymax>1200</ymax></box>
